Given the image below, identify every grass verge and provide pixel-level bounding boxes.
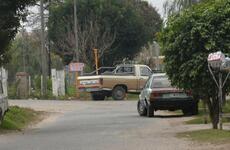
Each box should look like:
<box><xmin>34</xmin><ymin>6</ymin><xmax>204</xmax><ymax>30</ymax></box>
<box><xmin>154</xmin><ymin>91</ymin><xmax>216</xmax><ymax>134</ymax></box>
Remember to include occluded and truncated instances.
<box><xmin>185</xmin><ymin>101</ymin><xmax>230</xmax><ymax>124</ymax></box>
<box><xmin>177</xmin><ymin>129</ymin><xmax>230</xmax><ymax>144</ymax></box>
<box><xmin>0</xmin><ymin>106</ymin><xmax>44</xmax><ymax>131</ymax></box>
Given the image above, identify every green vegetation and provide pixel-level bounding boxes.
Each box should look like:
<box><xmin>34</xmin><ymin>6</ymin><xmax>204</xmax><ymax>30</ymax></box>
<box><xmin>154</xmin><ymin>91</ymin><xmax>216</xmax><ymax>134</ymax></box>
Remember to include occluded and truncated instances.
<box><xmin>159</xmin><ymin>0</ymin><xmax>230</xmax><ymax>129</ymax></box>
<box><xmin>0</xmin><ymin>106</ymin><xmax>44</xmax><ymax>131</ymax></box>
<box><xmin>48</xmin><ymin>0</ymin><xmax>162</xmax><ymax>67</ymax></box>
<box><xmin>0</xmin><ymin>0</ymin><xmax>35</xmax><ymax>65</ymax></box>
<box><xmin>186</xmin><ymin>101</ymin><xmax>230</xmax><ymax>124</ymax></box>
<box><xmin>126</xmin><ymin>94</ymin><xmax>139</xmax><ymax>100</ymax></box>
<box><xmin>177</xmin><ymin>129</ymin><xmax>230</xmax><ymax>143</ymax></box>
<box><xmin>164</xmin><ymin>0</ymin><xmax>203</xmax><ymax>16</ymax></box>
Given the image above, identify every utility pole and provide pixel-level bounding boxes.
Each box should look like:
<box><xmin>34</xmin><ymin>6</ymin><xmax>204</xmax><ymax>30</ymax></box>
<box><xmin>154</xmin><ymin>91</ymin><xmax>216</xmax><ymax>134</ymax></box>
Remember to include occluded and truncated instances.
<box><xmin>48</xmin><ymin>0</ymin><xmax>52</xmax><ymax>77</ymax></box>
<box><xmin>22</xmin><ymin>26</ymin><xmax>26</xmax><ymax>72</ymax></box>
<box><xmin>40</xmin><ymin>0</ymin><xmax>47</xmax><ymax>96</ymax></box>
<box><xmin>73</xmin><ymin>0</ymin><xmax>80</xmax><ymax>98</ymax></box>
<box><xmin>74</xmin><ymin>0</ymin><xmax>79</xmax><ymax>62</ymax></box>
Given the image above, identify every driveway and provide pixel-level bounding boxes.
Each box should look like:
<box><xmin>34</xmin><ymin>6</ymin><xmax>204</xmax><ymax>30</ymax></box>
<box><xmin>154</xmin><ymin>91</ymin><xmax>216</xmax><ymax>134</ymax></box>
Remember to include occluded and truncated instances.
<box><xmin>0</xmin><ymin>100</ymin><xmax>228</xmax><ymax>150</ymax></box>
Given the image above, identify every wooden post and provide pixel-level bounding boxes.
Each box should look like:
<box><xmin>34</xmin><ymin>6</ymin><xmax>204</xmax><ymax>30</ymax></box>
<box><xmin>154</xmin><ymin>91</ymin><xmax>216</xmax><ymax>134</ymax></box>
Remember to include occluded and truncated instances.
<box><xmin>93</xmin><ymin>49</ymin><xmax>99</xmax><ymax>75</ymax></box>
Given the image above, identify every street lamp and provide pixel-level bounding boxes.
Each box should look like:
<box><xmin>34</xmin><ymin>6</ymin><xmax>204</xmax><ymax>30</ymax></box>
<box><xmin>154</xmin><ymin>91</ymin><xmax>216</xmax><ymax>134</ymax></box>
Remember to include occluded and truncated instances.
<box><xmin>207</xmin><ymin>51</ymin><xmax>230</xmax><ymax>130</ymax></box>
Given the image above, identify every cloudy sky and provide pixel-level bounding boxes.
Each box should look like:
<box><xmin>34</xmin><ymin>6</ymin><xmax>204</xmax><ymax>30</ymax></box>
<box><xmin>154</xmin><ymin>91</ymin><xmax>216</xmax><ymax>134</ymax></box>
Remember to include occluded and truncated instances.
<box><xmin>25</xmin><ymin>0</ymin><xmax>167</xmax><ymax>31</ymax></box>
<box><xmin>145</xmin><ymin>0</ymin><xmax>167</xmax><ymax>17</ymax></box>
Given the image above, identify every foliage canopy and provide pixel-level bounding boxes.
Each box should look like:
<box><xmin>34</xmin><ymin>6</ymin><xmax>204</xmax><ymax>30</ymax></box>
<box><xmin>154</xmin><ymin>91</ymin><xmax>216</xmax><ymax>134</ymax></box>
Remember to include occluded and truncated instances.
<box><xmin>0</xmin><ymin>0</ymin><xmax>35</xmax><ymax>65</ymax></box>
<box><xmin>48</xmin><ymin>0</ymin><xmax>162</xmax><ymax>66</ymax></box>
<box><xmin>159</xmin><ymin>0</ymin><xmax>230</xmax><ymax>128</ymax></box>
<box><xmin>160</xmin><ymin>0</ymin><xmax>230</xmax><ymax>96</ymax></box>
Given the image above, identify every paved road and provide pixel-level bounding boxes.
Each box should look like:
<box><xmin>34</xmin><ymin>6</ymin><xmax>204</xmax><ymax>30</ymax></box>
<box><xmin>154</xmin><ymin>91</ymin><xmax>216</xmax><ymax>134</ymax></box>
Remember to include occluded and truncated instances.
<box><xmin>0</xmin><ymin>100</ymin><xmax>226</xmax><ymax>150</ymax></box>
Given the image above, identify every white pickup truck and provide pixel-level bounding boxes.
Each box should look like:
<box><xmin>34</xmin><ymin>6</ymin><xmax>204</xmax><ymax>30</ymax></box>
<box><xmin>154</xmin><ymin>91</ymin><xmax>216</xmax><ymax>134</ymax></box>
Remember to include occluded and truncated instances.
<box><xmin>78</xmin><ymin>64</ymin><xmax>152</xmax><ymax>100</ymax></box>
<box><xmin>0</xmin><ymin>75</ymin><xmax>8</xmax><ymax>124</ymax></box>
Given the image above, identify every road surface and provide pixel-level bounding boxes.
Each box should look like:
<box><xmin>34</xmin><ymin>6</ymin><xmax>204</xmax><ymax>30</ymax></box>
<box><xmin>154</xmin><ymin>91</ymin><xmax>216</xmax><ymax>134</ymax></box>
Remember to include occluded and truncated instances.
<box><xmin>0</xmin><ymin>100</ymin><xmax>228</xmax><ymax>150</ymax></box>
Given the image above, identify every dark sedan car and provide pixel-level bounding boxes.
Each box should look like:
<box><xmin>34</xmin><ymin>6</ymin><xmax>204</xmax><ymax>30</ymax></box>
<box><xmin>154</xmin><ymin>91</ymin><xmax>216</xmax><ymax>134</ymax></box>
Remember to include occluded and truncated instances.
<box><xmin>137</xmin><ymin>73</ymin><xmax>198</xmax><ymax>117</ymax></box>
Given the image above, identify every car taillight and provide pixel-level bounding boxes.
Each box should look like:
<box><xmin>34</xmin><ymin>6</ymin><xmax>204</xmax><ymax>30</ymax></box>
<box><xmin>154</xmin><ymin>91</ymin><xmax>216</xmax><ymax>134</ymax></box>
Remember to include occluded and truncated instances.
<box><xmin>186</xmin><ymin>91</ymin><xmax>192</xmax><ymax>96</ymax></box>
<box><xmin>150</xmin><ymin>92</ymin><xmax>161</xmax><ymax>99</ymax></box>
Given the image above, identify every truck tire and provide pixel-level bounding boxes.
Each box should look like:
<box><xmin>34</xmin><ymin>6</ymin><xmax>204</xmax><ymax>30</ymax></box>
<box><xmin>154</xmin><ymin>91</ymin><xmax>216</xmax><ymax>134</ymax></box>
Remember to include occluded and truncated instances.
<box><xmin>91</xmin><ymin>92</ymin><xmax>105</xmax><ymax>101</ymax></box>
<box><xmin>137</xmin><ymin>100</ymin><xmax>147</xmax><ymax>116</ymax></box>
<box><xmin>112</xmin><ymin>86</ymin><xmax>126</xmax><ymax>100</ymax></box>
<box><xmin>147</xmin><ymin>104</ymin><xmax>154</xmax><ymax>117</ymax></box>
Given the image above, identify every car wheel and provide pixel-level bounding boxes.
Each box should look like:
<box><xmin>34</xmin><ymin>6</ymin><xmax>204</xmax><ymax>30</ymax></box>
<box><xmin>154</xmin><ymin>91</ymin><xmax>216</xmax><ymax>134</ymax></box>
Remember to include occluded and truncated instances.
<box><xmin>137</xmin><ymin>100</ymin><xmax>147</xmax><ymax>116</ymax></box>
<box><xmin>112</xmin><ymin>86</ymin><xmax>126</xmax><ymax>100</ymax></box>
<box><xmin>91</xmin><ymin>92</ymin><xmax>105</xmax><ymax>101</ymax></box>
<box><xmin>147</xmin><ymin>103</ymin><xmax>154</xmax><ymax>117</ymax></box>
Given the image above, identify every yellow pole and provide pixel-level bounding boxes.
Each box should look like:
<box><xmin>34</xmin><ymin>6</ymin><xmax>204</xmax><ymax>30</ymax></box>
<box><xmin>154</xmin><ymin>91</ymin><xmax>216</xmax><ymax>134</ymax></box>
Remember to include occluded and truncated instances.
<box><xmin>93</xmin><ymin>49</ymin><xmax>99</xmax><ymax>75</ymax></box>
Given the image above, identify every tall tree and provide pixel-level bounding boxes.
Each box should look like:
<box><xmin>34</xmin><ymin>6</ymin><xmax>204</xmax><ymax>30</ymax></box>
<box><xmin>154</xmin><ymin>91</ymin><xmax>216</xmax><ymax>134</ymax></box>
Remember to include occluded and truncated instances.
<box><xmin>6</xmin><ymin>30</ymin><xmax>63</xmax><ymax>82</ymax></box>
<box><xmin>164</xmin><ymin>0</ymin><xmax>202</xmax><ymax>16</ymax></box>
<box><xmin>159</xmin><ymin>0</ymin><xmax>230</xmax><ymax>129</ymax></box>
<box><xmin>0</xmin><ymin>0</ymin><xmax>35</xmax><ymax>65</ymax></box>
<box><xmin>48</xmin><ymin>0</ymin><xmax>162</xmax><ymax>68</ymax></box>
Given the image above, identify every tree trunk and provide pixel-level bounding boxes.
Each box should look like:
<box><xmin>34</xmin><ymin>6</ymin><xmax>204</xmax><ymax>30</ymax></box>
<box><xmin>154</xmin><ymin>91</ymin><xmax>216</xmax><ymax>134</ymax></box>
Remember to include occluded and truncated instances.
<box><xmin>206</xmin><ymin>96</ymin><xmax>219</xmax><ymax>129</ymax></box>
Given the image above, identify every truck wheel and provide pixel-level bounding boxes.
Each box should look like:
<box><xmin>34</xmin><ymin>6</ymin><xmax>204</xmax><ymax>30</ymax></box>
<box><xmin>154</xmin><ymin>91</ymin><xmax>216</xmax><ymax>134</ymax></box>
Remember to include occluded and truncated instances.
<box><xmin>112</xmin><ymin>86</ymin><xmax>126</xmax><ymax>100</ymax></box>
<box><xmin>91</xmin><ymin>92</ymin><xmax>105</xmax><ymax>101</ymax></box>
<box><xmin>137</xmin><ymin>100</ymin><xmax>147</xmax><ymax>116</ymax></box>
<box><xmin>147</xmin><ymin>104</ymin><xmax>154</xmax><ymax>117</ymax></box>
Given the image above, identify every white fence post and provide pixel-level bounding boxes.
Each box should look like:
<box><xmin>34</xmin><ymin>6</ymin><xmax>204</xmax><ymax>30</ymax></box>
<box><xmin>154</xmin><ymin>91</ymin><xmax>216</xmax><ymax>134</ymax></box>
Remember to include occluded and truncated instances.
<box><xmin>1</xmin><ymin>67</ymin><xmax>8</xmax><ymax>97</ymax></box>
<box><xmin>57</xmin><ymin>70</ymin><xmax>65</xmax><ymax>96</ymax></box>
<box><xmin>51</xmin><ymin>69</ymin><xmax>58</xmax><ymax>97</ymax></box>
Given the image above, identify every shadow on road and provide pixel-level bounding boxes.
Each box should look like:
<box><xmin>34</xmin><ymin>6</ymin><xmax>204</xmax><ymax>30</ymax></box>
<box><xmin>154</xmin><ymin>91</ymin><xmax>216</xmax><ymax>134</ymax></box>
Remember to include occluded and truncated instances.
<box><xmin>153</xmin><ymin>114</ymin><xmax>189</xmax><ymax>118</ymax></box>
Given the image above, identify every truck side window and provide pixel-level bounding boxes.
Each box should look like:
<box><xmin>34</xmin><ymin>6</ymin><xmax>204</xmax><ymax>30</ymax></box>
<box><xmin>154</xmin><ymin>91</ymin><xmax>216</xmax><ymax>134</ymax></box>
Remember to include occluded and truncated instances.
<box><xmin>116</xmin><ymin>67</ymin><xmax>124</xmax><ymax>73</ymax></box>
<box><xmin>140</xmin><ymin>67</ymin><xmax>151</xmax><ymax>76</ymax></box>
<box><xmin>116</xmin><ymin>66</ymin><xmax>134</xmax><ymax>74</ymax></box>
<box><xmin>124</xmin><ymin>67</ymin><xmax>134</xmax><ymax>73</ymax></box>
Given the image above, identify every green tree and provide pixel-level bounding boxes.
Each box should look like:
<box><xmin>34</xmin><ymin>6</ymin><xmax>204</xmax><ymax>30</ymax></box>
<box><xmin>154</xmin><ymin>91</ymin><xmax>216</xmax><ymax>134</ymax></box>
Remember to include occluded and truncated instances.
<box><xmin>6</xmin><ymin>30</ymin><xmax>63</xmax><ymax>82</ymax></box>
<box><xmin>0</xmin><ymin>0</ymin><xmax>35</xmax><ymax>65</ymax></box>
<box><xmin>48</xmin><ymin>0</ymin><xmax>162</xmax><ymax>67</ymax></box>
<box><xmin>159</xmin><ymin>0</ymin><xmax>230</xmax><ymax>129</ymax></box>
<box><xmin>164</xmin><ymin>0</ymin><xmax>202</xmax><ymax>16</ymax></box>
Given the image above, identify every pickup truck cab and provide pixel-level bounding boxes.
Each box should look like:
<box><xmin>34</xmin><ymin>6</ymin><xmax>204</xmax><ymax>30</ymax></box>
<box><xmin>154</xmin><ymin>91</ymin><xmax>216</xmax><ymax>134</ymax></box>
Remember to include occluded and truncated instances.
<box><xmin>0</xmin><ymin>80</ymin><xmax>8</xmax><ymax>124</ymax></box>
<box><xmin>78</xmin><ymin>64</ymin><xmax>152</xmax><ymax>100</ymax></box>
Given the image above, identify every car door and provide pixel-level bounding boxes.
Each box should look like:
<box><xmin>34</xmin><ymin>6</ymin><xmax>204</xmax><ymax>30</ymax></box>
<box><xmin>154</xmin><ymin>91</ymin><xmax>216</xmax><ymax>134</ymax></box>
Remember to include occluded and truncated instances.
<box><xmin>138</xmin><ymin>66</ymin><xmax>152</xmax><ymax>91</ymax></box>
<box><xmin>140</xmin><ymin>76</ymin><xmax>152</xmax><ymax>100</ymax></box>
<box><xmin>114</xmin><ymin>65</ymin><xmax>137</xmax><ymax>91</ymax></box>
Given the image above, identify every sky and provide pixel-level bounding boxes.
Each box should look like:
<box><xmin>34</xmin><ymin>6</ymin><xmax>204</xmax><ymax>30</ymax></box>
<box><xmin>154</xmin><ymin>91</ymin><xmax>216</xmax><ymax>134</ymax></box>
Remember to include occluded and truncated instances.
<box><xmin>25</xmin><ymin>0</ymin><xmax>167</xmax><ymax>31</ymax></box>
<box><xmin>145</xmin><ymin>0</ymin><xmax>167</xmax><ymax>17</ymax></box>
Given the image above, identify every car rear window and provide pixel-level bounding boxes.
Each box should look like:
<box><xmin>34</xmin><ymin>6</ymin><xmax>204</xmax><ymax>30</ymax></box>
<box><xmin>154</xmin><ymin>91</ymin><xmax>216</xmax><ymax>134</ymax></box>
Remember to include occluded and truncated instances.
<box><xmin>151</xmin><ymin>76</ymin><xmax>172</xmax><ymax>88</ymax></box>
